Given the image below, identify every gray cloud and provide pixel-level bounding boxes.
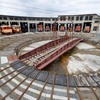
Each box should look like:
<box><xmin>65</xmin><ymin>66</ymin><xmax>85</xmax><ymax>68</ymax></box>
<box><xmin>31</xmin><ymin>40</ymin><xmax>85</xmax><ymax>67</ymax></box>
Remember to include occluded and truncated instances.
<box><xmin>0</xmin><ymin>0</ymin><xmax>100</xmax><ymax>17</ymax></box>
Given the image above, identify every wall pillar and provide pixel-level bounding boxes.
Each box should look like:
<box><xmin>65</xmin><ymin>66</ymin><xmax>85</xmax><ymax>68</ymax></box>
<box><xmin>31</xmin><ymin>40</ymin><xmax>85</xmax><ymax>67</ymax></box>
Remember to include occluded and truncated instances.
<box><xmin>28</xmin><ymin>22</ymin><xmax>30</xmax><ymax>32</ymax></box>
<box><xmin>36</xmin><ymin>23</ymin><xmax>37</xmax><ymax>32</ymax></box>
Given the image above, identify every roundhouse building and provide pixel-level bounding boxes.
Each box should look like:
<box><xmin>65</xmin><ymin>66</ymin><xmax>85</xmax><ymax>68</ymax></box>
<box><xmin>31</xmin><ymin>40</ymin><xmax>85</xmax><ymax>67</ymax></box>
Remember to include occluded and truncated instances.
<box><xmin>58</xmin><ymin>13</ymin><xmax>100</xmax><ymax>33</ymax></box>
<box><xmin>0</xmin><ymin>13</ymin><xmax>100</xmax><ymax>33</ymax></box>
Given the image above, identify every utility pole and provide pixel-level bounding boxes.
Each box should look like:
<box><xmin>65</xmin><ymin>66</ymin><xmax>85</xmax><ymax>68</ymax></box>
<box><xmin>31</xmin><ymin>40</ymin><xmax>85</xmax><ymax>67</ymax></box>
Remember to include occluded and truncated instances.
<box><xmin>53</xmin><ymin>21</ymin><xmax>58</xmax><ymax>39</ymax></box>
<box><xmin>96</xmin><ymin>17</ymin><xmax>100</xmax><ymax>39</ymax></box>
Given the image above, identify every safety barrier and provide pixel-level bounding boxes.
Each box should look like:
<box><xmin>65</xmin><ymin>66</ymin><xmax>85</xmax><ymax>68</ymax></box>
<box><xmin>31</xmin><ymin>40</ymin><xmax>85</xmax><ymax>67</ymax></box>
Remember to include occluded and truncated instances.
<box><xmin>35</xmin><ymin>38</ymin><xmax>83</xmax><ymax>69</ymax></box>
<box><xmin>19</xmin><ymin>35</ymin><xmax>69</xmax><ymax>59</ymax></box>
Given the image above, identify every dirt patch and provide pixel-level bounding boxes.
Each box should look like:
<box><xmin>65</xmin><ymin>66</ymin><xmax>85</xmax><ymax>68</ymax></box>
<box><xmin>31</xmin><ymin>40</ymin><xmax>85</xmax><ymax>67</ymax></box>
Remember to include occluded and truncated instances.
<box><xmin>42</xmin><ymin>41</ymin><xmax>100</xmax><ymax>74</ymax></box>
<box><xmin>43</xmin><ymin>49</ymin><xmax>74</xmax><ymax>74</ymax></box>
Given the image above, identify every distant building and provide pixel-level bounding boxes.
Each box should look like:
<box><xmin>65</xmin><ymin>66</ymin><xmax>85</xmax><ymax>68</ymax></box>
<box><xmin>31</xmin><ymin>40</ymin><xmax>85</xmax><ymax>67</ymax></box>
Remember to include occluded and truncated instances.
<box><xmin>58</xmin><ymin>14</ymin><xmax>100</xmax><ymax>33</ymax></box>
<box><xmin>0</xmin><ymin>13</ymin><xmax>100</xmax><ymax>33</ymax></box>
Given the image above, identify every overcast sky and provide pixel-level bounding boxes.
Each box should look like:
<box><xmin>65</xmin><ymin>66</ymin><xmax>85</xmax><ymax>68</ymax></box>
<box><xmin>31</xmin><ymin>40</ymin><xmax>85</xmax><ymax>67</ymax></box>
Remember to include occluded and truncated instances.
<box><xmin>0</xmin><ymin>0</ymin><xmax>100</xmax><ymax>17</ymax></box>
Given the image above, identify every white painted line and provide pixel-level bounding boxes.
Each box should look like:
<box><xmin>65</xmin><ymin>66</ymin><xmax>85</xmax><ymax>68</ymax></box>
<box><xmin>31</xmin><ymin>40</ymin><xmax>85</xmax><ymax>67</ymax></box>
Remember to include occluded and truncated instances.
<box><xmin>1</xmin><ymin>69</ymin><xmax>76</xmax><ymax>94</ymax></box>
<box><xmin>1</xmin><ymin>69</ymin><xmax>75</xmax><ymax>95</ymax></box>
<box><xmin>32</xmin><ymin>82</ymin><xmax>75</xmax><ymax>94</ymax></box>
<box><xmin>1</xmin><ymin>78</ymin><xmax>6</xmax><ymax>83</ymax></box>
<box><xmin>52</xmin><ymin>95</ymin><xmax>70</xmax><ymax>100</ymax></box>
<box><xmin>6</xmin><ymin>83</ymin><xmax>14</xmax><ymax>89</ymax></box>
<box><xmin>1</xmin><ymin>78</ymin><xmax>70</xmax><ymax>100</ymax></box>
<box><xmin>0</xmin><ymin>74</ymin><xmax>2</xmax><ymax>77</ymax></box>
<box><xmin>1</xmin><ymin>67</ymin><xmax>5</xmax><ymax>70</ymax></box>
<box><xmin>1</xmin><ymin>69</ymin><xmax>75</xmax><ymax>94</ymax></box>
<box><xmin>1</xmin><ymin>56</ymin><xmax>8</xmax><ymax>64</ymax></box>
<box><xmin>12</xmin><ymin>79</ymin><xmax>20</xmax><ymax>84</ymax></box>
<box><xmin>54</xmin><ymin>88</ymin><xmax>75</xmax><ymax>94</ymax></box>
<box><xmin>21</xmin><ymin>85</ymin><xmax>69</xmax><ymax>99</ymax></box>
<box><xmin>25</xmin><ymin>79</ymin><xmax>31</xmax><ymax>83</ymax></box>
<box><xmin>23</xmin><ymin>93</ymin><xmax>36</xmax><ymax>100</ymax></box>
<box><xmin>17</xmin><ymin>65</ymin><xmax>26</xmax><ymax>70</ymax></box>
<box><xmin>0</xmin><ymin>65</ymin><xmax>10</xmax><ymax>70</ymax></box>
<box><xmin>1</xmin><ymin>77</ymin><xmax>76</xmax><ymax>99</ymax></box>
<box><xmin>3</xmin><ymin>69</ymin><xmax>17</xmax><ymax>77</ymax></box>
<box><xmin>17</xmin><ymin>74</ymin><xmax>26</xmax><ymax>80</ymax></box>
<box><xmin>13</xmin><ymin>72</ymin><xmax>18</xmax><ymax>75</ymax></box>
<box><xmin>9</xmin><ymin>67</ymin><xmax>14</xmax><ymax>71</ymax></box>
<box><xmin>0</xmin><ymin>88</ymin><xmax>13</xmax><ymax>100</ymax></box>
<box><xmin>7</xmin><ymin>75</ymin><xmax>12</xmax><ymax>79</ymax></box>
<box><xmin>0</xmin><ymin>78</ymin><xmax>36</xmax><ymax>100</ymax></box>
<box><xmin>3</xmin><ymin>70</ymin><xmax>8</xmax><ymax>74</ymax></box>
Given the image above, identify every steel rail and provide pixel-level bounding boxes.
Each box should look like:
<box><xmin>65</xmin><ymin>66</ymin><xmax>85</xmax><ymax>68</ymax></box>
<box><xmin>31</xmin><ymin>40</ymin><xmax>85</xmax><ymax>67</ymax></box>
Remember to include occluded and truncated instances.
<box><xmin>37</xmin><ymin>72</ymin><xmax>50</xmax><ymax>100</ymax></box>
<box><xmin>66</xmin><ymin>74</ymin><xmax>70</xmax><ymax>100</ymax></box>
<box><xmin>0</xmin><ymin>65</ymin><xmax>30</xmax><ymax>88</ymax></box>
<box><xmin>0</xmin><ymin>70</ymin><xmax>16</xmax><ymax>79</ymax></box>
<box><xmin>36</xmin><ymin>39</ymin><xmax>83</xmax><ymax>69</ymax></box>
<box><xmin>0</xmin><ymin>59</ymin><xmax>35</xmax><ymax>79</ymax></box>
<box><xmin>18</xmin><ymin>70</ymin><xmax>41</xmax><ymax>100</ymax></box>
<box><xmin>72</xmin><ymin>75</ymin><xmax>83</xmax><ymax>100</ymax></box>
<box><xmin>19</xmin><ymin>36</ymin><xmax>69</xmax><ymax>60</ymax></box>
<box><xmin>91</xmin><ymin>76</ymin><xmax>100</xmax><ymax>88</ymax></box>
<box><xmin>1</xmin><ymin>68</ymin><xmax>36</xmax><ymax>100</ymax></box>
<box><xmin>84</xmin><ymin>75</ymin><xmax>99</xmax><ymax>100</ymax></box>
<box><xmin>0</xmin><ymin>66</ymin><xmax>11</xmax><ymax>72</ymax></box>
<box><xmin>50</xmin><ymin>74</ymin><xmax>56</xmax><ymax>100</ymax></box>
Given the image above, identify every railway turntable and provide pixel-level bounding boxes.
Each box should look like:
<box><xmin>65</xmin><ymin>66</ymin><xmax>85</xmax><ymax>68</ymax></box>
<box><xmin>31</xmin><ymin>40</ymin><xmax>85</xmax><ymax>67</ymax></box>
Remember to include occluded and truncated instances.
<box><xmin>0</xmin><ymin>33</ymin><xmax>100</xmax><ymax>100</ymax></box>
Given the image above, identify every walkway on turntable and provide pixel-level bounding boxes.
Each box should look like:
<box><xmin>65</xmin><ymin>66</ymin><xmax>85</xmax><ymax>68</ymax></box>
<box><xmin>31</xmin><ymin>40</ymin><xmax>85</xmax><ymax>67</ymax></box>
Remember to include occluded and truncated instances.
<box><xmin>19</xmin><ymin>36</ymin><xmax>83</xmax><ymax>69</ymax></box>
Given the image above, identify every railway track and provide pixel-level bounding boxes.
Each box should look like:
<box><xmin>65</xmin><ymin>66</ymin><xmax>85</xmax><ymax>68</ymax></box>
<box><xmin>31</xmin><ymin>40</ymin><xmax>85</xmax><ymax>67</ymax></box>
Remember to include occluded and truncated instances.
<box><xmin>23</xmin><ymin>46</ymin><xmax>58</xmax><ymax>67</ymax></box>
<box><xmin>0</xmin><ymin>59</ymin><xmax>100</xmax><ymax>100</ymax></box>
<box><xmin>20</xmin><ymin>37</ymin><xmax>83</xmax><ymax>70</ymax></box>
<box><xmin>0</xmin><ymin>34</ymin><xmax>100</xmax><ymax>100</ymax></box>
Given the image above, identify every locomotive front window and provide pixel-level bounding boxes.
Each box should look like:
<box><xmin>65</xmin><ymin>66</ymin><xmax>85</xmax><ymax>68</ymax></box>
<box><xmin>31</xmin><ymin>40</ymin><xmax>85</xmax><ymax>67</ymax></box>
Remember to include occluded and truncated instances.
<box><xmin>7</xmin><ymin>27</ymin><xmax>12</xmax><ymax>29</ymax></box>
<box><xmin>3</xmin><ymin>27</ymin><xmax>7</xmax><ymax>29</ymax></box>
